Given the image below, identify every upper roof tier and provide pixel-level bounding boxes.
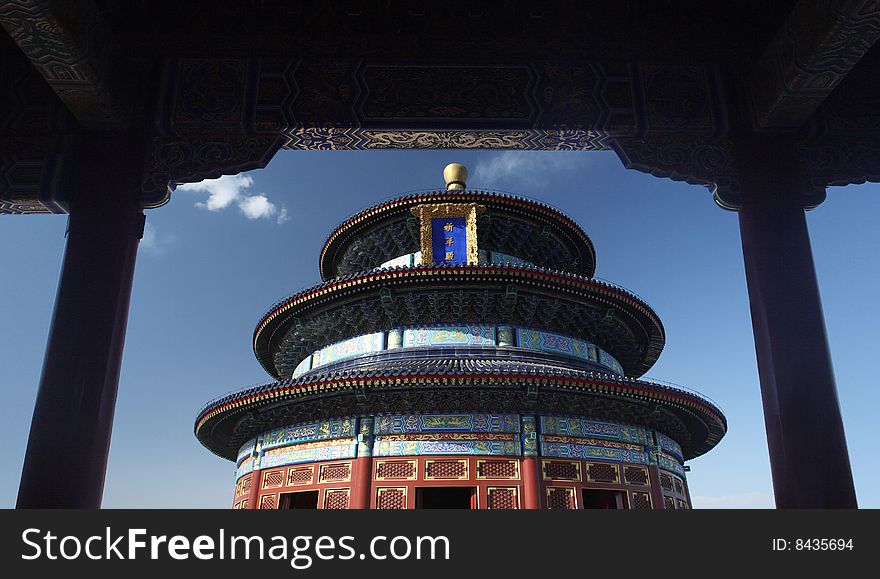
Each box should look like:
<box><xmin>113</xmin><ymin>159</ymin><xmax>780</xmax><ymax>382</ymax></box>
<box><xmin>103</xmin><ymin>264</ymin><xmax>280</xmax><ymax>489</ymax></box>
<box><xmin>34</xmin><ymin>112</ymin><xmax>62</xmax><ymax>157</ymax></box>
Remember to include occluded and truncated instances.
<box><xmin>319</xmin><ymin>189</ymin><xmax>597</xmax><ymax>280</ymax></box>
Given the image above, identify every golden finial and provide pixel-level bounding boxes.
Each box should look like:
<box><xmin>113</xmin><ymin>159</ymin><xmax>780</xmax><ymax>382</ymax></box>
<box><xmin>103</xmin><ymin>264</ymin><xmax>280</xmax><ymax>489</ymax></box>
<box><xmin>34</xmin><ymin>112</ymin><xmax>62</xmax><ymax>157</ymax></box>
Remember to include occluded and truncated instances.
<box><xmin>443</xmin><ymin>163</ymin><xmax>468</xmax><ymax>190</ymax></box>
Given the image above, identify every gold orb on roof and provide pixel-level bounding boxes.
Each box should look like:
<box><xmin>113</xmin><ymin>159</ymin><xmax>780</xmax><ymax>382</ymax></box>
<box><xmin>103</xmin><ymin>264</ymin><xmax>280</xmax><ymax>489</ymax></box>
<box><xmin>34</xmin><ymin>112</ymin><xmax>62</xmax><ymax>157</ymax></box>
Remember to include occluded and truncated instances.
<box><xmin>443</xmin><ymin>163</ymin><xmax>468</xmax><ymax>190</ymax></box>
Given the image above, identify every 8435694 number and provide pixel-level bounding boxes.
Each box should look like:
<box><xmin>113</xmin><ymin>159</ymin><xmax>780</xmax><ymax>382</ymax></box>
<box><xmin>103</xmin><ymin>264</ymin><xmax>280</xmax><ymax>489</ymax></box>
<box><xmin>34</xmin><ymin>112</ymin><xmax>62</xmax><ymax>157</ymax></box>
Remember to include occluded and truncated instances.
<box><xmin>795</xmin><ymin>539</ymin><xmax>853</xmax><ymax>551</ymax></box>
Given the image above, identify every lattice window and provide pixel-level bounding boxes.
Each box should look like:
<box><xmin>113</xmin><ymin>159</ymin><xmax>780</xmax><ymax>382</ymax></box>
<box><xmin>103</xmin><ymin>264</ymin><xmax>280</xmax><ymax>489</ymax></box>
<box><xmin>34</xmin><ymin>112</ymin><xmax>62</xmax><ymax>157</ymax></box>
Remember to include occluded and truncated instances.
<box><xmin>376</xmin><ymin>488</ymin><xmax>407</xmax><ymax>509</ymax></box>
<box><xmin>477</xmin><ymin>460</ymin><xmax>519</xmax><ymax>479</ymax></box>
<box><xmin>288</xmin><ymin>467</ymin><xmax>314</xmax><ymax>486</ymax></box>
<box><xmin>623</xmin><ymin>466</ymin><xmax>649</xmax><ymax>486</ymax></box>
<box><xmin>676</xmin><ymin>499</ymin><xmax>689</xmax><ymax>510</ymax></box>
<box><xmin>241</xmin><ymin>475</ymin><xmax>253</xmax><ymax>494</ymax></box>
<box><xmin>239</xmin><ymin>499</ymin><xmax>249</xmax><ymax>509</ymax></box>
<box><xmin>232</xmin><ymin>500</ymin><xmax>242</xmax><ymax>510</ymax></box>
<box><xmin>324</xmin><ymin>489</ymin><xmax>350</xmax><ymax>510</ymax></box>
<box><xmin>376</xmin><ymin>460</ymin><xmax>417</xmax><ymax>480</ymax></box>
<box><xmin>543</xmin><ymin>460</ymin><xmax>581</xmax><ymax>481</ymax></box>
<box><xmin>425</xmin><ymin>460</ymin><xmax>467</xmax><ymax>480</ymax></box>
<box><xmin>674</xmin><ymin>477</ymin><xmax>685</xmax><ymax>495</ymax></box>
<box><xmin>320</xmin><ymin>463</ymin><xmax>352</xmax><ymax>483</ymax></box>
<box><xmin>263</xmin><ymin>470</ymin><xmax>284</xmax><ymax>489</ymax></box>
<box><xmin>487</xmin><ymin>487</ymin><xmax>519</xmax><ymax>510</ymax></box>
<box><xmin>586</xmin><ymin>463</ymin><xmax>619</xmax><ymax>484</ymax></box>
<box><xmin>630</xmin><ymin>492</ymin><xmax>652</xmax><ymax>510</ymax></box>
<box><xmin>546</xmin><ymin>487</ymin><xmax>576</xmax><ymax>509</ymax></box>
<box><xmin>664</xmin><ymin>496</ymin><xmax>676</xmax><ymax>510</ymax></box>
<box><xmin>660</xmin><ymin>473</ymin><xmax>674</xmax><ymax>492</ymax></box>
<box><xmin>259</xmin><ymin>494</ymin><xmax>277</xmax><ymax>510</ymax></box>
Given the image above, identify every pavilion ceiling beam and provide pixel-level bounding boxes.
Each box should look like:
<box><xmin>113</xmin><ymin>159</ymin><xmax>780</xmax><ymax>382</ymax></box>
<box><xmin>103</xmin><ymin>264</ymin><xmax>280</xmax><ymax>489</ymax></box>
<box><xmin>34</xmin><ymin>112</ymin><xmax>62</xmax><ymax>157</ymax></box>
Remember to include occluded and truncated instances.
<box><xmin>749</xmin><ymin>0</ymin><xmax>880</xmax><ymax>130</ymax></box>
<box><xmin>0</xmin><ymin>0</ymin><xmax>131</xmax><ymax>129</ymax></box>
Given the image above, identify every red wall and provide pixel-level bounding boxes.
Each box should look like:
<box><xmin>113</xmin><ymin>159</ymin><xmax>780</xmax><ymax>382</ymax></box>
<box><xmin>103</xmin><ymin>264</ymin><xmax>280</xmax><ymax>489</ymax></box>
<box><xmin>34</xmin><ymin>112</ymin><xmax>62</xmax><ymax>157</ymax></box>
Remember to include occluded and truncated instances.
<box><xmin>238</xmin><ymin>455</ymin><xmax>692</xmax><ymax>510</ymax></box>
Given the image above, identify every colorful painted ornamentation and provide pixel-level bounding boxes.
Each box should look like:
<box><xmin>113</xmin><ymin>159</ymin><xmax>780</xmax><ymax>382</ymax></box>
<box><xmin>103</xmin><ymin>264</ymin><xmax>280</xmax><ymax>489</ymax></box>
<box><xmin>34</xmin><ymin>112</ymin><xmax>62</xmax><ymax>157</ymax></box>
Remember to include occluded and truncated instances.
<box><xmin>259</xmin><ymin>418</ymin><xmax>356</xmax><ymax>451</ymax></box>
<box><xmin>235</xmin><ymin>456</ymin><xmax>255</xmax><ymax>480</ymax></box>
<box><xmin>521</xmin><ymin>415</ymin><xmax>538</xmax><ymax>456</ymax></box>
<box><xmin>260</xmin><ymin>439</ymin><xmax>357</xmax><ymax>469</ymax></box>
<box><xmin>402</xmin><ymin>326</ymin><xmax>496</xmax><ymax>348</ymax></box>
<box><xmin>657</xmin><ymin>452</ymin><xmax>687</xmax><ymax>476</ymax></box>
<box><xmin>357</xmin><ymin>417</ymin><xmax>375</xmax><ymax>458</ymax></box>
<box><xmin>312</xmin><ymin>332</ymin><xmax>384</xmax><ymax>368</ymax></box>
<box><xmin>236</xmin><ymin>437</ymin><xmax>257</xmax><ymax>464</ymax></box>
<box><xmin>374</xmin><ymin>414</ymin><xmax>519</xmax><ymax>434</ymax></box>
<box><xmin>655</xmin><ymin>431</ymin><xmax>684</xmax><ymax>461</ymax></box>
<box><xmin>516</xmin><ymin>328</ymin><xmax>621</xmax><ymax>374</ymax></box>
<box><xmin>373</xmin><ymin>439</ymin><xmax>520</xmax><ymax>457</ymax></box>
<box><xmin>540</xmin><ymin>416</ymin><xmax>648</xmax><ymax>445</ymax></box>
<box><xmin>517</xmin><ymin>328</ymin><xmax>593</xmax><ymax>362</ymax></box>
<box><xmin>599</xmin><ymin>349</ymin><xmax>625</xmax><ymax>375</ymax></box>
<box><xmin>541</xmin><ymin>441</ymin><xmax>650</xmax><ymax>465</ymax></box>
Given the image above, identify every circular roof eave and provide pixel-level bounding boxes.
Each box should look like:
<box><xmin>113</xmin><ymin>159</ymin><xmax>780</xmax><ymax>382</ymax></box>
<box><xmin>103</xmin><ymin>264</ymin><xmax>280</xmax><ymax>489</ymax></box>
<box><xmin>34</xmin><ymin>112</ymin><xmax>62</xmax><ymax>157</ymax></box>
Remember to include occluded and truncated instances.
<box><xmin>195</xmin><ymin>370</ymin><xmax>726</xmax><ymax>462</ymax></box>
<box><xmin>252</xmin><ymin>264</ymin><xmax>665</xmax><ymax>379</ymax></box>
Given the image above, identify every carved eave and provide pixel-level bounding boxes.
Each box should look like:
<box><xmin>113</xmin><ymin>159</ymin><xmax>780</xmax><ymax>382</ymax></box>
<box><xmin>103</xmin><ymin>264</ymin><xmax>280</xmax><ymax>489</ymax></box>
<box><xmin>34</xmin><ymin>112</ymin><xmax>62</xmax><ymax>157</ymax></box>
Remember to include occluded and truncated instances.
<box><xmin>0</xmin><ymin>0</ymin><xmax>135</xmax><ymax>130</ymax></box>
<box><xmin>748</xmin><ymin>0</ymin><xmax>880</xmax><ymax>130</ymax></box>
<box><xmin>194</xmin><ymin>365</ymin><xmax>726</xmax><ymax>463</ymax></box>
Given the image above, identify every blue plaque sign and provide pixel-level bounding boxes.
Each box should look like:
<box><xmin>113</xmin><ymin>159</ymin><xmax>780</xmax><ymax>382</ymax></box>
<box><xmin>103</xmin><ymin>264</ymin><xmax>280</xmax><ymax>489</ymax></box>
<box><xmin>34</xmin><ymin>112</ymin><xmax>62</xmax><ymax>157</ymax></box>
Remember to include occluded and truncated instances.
<box><xmin>431</xmin><ymin>217</ymin><xmax>467</xmax><ymax>265</ymax></box>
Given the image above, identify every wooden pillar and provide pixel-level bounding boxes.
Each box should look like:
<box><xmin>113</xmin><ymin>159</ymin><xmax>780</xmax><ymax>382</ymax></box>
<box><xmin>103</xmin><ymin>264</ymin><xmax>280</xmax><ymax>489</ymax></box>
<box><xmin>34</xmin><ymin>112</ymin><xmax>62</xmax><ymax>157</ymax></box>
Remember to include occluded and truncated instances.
<box><xmin>245</xmin><ymin>469</ymin><xmax>261</xmax><ymax>510</ymax></box>
<box><xmin>647</xmin><ymin>465</ymin><xmax>666</xmax><ymax>509</ymax></box>
<box><xmin>16</xmin><ymin>136</ymin><xmax>145</xmax><ymax>509</ymax></box>
<box><xmin>738</xmin><ymin>186</ymin><xmax>857</xmax><ymax>508</ymax></box>
<box><xmin>521</xmin><ymin>456</ymin><xmax>542</xmax><ymax>509</ymax></box>
<box><xmin>521</xmin><ymin>415</ymin><xmax>541</xmax><ymax>509</ymax></box>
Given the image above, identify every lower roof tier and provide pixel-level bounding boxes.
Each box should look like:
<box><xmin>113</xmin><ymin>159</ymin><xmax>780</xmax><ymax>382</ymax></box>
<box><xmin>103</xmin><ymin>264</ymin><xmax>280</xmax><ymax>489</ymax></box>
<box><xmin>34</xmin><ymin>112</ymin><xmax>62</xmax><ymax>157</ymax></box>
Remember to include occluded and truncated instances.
<box><xmin>255</xmin><ymin>264</ymin><xmax>665</xmax><ymax>379</ymax></box>
<box><xmin>195</xmin><ymin>356</ymin><xmax>726</xmax><ymax>463</ymax></box>
<box><xmin>232</xmin><ymin>414</ymin><xmax>693</xmax><ymax>487</ymax></box>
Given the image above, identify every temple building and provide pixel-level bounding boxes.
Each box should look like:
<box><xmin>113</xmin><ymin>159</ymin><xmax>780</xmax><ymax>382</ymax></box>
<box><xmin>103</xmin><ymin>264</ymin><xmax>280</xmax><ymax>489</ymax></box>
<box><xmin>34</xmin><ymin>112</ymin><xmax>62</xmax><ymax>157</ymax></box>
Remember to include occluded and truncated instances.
<box><xmin>195</xmin><ymin>163</ymin><xmax>726</xmax><ymax>510</ymax></box>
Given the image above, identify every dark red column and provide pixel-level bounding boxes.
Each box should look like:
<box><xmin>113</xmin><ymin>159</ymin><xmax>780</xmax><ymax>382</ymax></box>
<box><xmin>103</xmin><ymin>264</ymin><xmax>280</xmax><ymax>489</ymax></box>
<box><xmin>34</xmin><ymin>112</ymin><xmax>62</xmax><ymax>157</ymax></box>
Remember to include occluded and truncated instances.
<box><xmin>246</xmin><ymin>469</ymin><xmax>262</xmax><ymax>509</ymax></box>
<box><xmin>350</xmin><ymin>457</ymin><xmax>373</xmax><ymax>509</ymax></box>
<box><xmin>647</xmin><ymin>466</ymin><xmax>665</xmax><ymax>509</ymax></box>
<box><xmin>16</xmin><ymin>136</ymin><xmax>145</xmax><ymax>508</ymax></box>
<box><xmin>521</xmin><ymin>456</ymin><xmax>541</xmax><ymax>509</ymax></box>
<box><xmin>738</xmin><ymin>187</ymin><xmax>857</xmax><ymax>508</ymax></box>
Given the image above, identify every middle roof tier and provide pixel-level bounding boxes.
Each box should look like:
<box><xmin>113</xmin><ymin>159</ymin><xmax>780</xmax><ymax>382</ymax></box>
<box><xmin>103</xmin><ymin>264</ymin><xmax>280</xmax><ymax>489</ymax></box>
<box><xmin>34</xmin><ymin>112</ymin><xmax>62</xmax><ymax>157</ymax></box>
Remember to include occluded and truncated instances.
<box><xmin>254</xmin><ymin>264</ymin><xmax>665</xmax><ymax>380</ymax></box>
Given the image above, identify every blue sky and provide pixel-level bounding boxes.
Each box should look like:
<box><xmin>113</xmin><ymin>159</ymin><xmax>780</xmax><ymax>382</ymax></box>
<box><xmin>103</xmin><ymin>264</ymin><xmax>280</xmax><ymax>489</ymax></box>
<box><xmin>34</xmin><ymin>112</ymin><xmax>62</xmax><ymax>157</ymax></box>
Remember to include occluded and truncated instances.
<box><xmin>1</xmin><ymin>150</ymin><xmax>877</xmax><ymax>508</ymax></box>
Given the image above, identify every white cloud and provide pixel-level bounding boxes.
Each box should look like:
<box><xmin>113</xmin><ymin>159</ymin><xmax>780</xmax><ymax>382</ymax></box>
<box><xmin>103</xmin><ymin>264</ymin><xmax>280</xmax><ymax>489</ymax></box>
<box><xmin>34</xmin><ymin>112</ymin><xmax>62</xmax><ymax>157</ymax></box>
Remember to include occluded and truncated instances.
<box><xmin>179</xmin><ymin>174</ymin><xmax>252</xmax><ymax>211</ymax></box>
<box><xmin>691</xmin><ymin>491</ymin><xmax>774</xmax><ymax>509</ymax></box>
<box><xmin>176</xmin><ymin>173</ymin><xmax>287</xmax><ymax>223</ymax></box>
<box><xmin>139</xmin><ymin>222</ymin><xmax>174</xmax><ymax>256</ymax></box>
<box><xmin>238</xmin><ymin>194</ymin><xmax>276</xmax><ymax>220</ymax></box>
<box><xmin>473</xmin><ymin>151</ymin><xmax>581</xmax><ymax>188</ymax></box>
